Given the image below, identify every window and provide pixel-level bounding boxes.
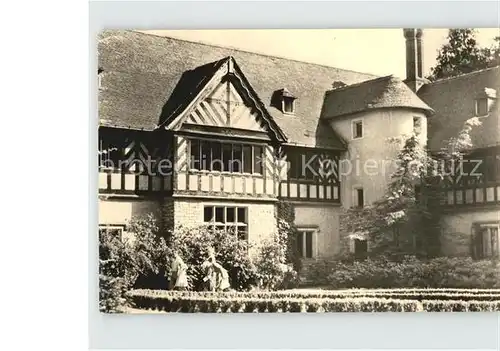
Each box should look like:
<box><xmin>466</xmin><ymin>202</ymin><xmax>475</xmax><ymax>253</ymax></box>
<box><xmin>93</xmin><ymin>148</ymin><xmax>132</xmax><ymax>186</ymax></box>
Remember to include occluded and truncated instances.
<box><xmin>204</xmin><ymin>206</ymin><xmax>248</xmax><ymax>240</ymax></box>
<box><xmin>296</xmin><ymin>229</ymin><xmax>316</xmax><ymax>259</ymax></box>
<box><xmin>354</xmin><ymin>239</ymin><xmax>368</xmax><ymax>260</ymax></box>
<box><xmin>287</xmin><ymin>150</ymin><xmax>336</xmax><ymax>181</ymax></box>
<box><xmin>99</xmin><ymin>225</ymin><xmax>124</xmax><ymax>242</ymax></box>
<box><xmin>190</xmin><ymin>140</ymin><xmax>263</xmax><ymax>174</ymax></box>
<box><xmin>283</xmin><ymin>96</ymin><xmax>295</xmax><ymax>114</ymax></box>
<box><xmin>475</xmin><ymin>98</ymin><xmax>489</xmax><ymax>116</ymax></box>
<box><xmin>473</xmin><ymin>223</ymin><xmax>499</xmax><ymax>258</ymax></box>
<box><xmin>98</xmin><ymin>68</ymin><xmax>103</xmax><ymax>89</ymax></box>
<box><xmin>483</xmin><ymin>155</ymin><xmax>499</xmax><ymax>182</ymax></box>
<box><xmin>354</xmin><ymin>187</ymin><xmax>364</xmax><ymax>208</ymax></box>
<box><xmin>352</xmin><ymin>120</ymin><xmax>363</xmax><ymax>139</ymax></box>
<box><xmin>413</xmin><ymin>116</ymin><xmax>422</xmax><ymax>134</ymax></box>
<box><xmin>98</xmin><ymin>137</ymin><xmax>121</xmax><ymax>170</ymax></box>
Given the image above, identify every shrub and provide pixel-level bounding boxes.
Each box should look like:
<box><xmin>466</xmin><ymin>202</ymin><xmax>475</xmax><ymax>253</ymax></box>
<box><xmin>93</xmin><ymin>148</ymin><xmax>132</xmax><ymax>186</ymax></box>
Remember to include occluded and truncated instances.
<box><xmin>254</xmin><ymin>219</ymin><xmax>299</xmax><ymax>290</ymax></box>
<box><xmin>99</xmin><ymin>230</ymin><xmax>136</xmax><ymax>312</ymax></box>
<box><xmin>324</xmin><ymin>256</ymin><xmax>500</xmax><ymax>289</ymax></box>
<box><xmin>169</xmin><ymin>226</ymin><xmax>257</xmax><ymax>291</ymax></box>
<box><xmin>128</xmin><ymin>214</ymin><xmax>173</xmax><ymax>290</ymax></box>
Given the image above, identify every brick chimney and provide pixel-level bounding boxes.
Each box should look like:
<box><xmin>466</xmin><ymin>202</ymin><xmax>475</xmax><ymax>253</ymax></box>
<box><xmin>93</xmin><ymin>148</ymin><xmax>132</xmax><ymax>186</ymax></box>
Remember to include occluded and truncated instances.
<box><xmin>403</xmin><ymin>28</ymin><xmax>428</xmax><ymax>92</ymax></box>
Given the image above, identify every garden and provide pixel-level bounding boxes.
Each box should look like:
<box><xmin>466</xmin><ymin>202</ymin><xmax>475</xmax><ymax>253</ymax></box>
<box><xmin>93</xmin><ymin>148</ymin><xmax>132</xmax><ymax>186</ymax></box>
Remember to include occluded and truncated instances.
<box><xmin>99</xmin><ymin>212</ymin><xmax>500</xmax><ymax>313</ymax></box>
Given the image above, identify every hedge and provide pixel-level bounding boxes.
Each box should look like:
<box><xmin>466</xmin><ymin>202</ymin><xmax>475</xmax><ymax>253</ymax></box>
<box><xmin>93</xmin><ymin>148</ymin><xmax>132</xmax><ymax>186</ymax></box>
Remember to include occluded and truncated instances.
<box><xmin>314</xmin><ymin>257</ymin><xmax>500</xmax><ymax>289</ymax></box>
<box><xmin>129</xmin><ymin>288</ymin><xmax>500</xmax><ymax>302</ymax></box>
<box><xmin>127</xmin><ymin>290</ymin><xmax>500</xmax><ymax>312</ymax></box>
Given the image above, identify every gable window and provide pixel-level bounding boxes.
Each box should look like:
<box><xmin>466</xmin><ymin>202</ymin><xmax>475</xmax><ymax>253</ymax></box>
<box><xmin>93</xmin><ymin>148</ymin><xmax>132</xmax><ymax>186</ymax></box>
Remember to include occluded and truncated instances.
<box><xmin>352</xmin><ymin>120</ymin><xmax>363</xmax><ymax>139</ymax></box>
<box><xmin>413</xmin><ymin>116</ymin><xmax>422</xmax><ymax>134</ymax></box>
<box><xmin>204</xmin><ymin>206</ymin><xmax>248</xmax><ymax>240</ymax></box>
<box><xmin>473</xmin><ymin>223</ymin><xmax>499</xmax><ymax>259</ymax></box>
<box><xmin>190</xmin><ymin>139</ymin><xmax>263</xmax><ymax>174</ymax></box>
<box><xmin>353</xmin><ymin>187</ymin><xmax>364</xmax><ymax>208</ymax></box>
<box><xmin>296</xmin><ymin>228</ymin><xmax>317</xmax><ymax>259</ymax></box>
<box><xmin>283</xmin><ymin>96</ymin><xmax>295</xmax><ymax>114</ymax></box>
<box><xmin>475</xmin><ymin>98</ymin><xmax>489</xmax><ymax>116</ymax></box>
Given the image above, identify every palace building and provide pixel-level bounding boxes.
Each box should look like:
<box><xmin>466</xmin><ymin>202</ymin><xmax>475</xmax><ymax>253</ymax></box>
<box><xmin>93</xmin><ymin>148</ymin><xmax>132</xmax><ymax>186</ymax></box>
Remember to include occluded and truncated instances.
<box><xmin>98</xmin><ymin>29</ymin><xmax>500</xmax><ymax>262</ymax></box>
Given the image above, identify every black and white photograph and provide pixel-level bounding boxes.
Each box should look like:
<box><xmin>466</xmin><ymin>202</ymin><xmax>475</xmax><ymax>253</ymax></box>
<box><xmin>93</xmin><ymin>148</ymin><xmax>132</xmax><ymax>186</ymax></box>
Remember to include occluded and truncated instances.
<box><xmin>97</xmin><ymin>28</ymin><xmax>500</xmax><ymax>313</ymax></box>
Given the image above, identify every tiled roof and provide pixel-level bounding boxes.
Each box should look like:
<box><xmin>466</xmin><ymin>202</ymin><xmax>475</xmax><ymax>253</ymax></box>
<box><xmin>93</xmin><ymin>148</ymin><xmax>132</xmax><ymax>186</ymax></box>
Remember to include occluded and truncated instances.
<box><xmin>418</xmin><ymin>66</ymin><xmax>500</xmax><ymax>151</ymax></box>
<box><xmin>98</xmin><ymin>30</ymin><xmax>377</xmax><ymax>149</ymax></box>
<box><xmin>321</xmin><ymin>75</ymin><xmax>434</xmax><ymax>119</ymax></box>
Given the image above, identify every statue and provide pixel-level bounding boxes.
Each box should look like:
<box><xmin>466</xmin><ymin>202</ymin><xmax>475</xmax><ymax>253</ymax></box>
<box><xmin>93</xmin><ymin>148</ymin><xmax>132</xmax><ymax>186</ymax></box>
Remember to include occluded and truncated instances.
<box><xmin>201</xmin><ymin>247</ymin><xmax>230</xmax><ymax>291</ymax></box>
<box><xmin>170</xmin><ymin>253</ymin><xmax>189</xmax><ymax>290</ymax></box>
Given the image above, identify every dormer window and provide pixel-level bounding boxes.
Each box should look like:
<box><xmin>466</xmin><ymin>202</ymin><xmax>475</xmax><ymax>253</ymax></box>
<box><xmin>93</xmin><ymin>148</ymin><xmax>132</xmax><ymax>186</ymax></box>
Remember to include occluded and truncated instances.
<box><xmin>474</xmin><ymin>88</ymin><xmax>496</xmax><ymax>117</ymax></box>
<box><xmin>272</xmin><ymin>88</ymin><xmax>297</xmax><ymax>114</ymax></box>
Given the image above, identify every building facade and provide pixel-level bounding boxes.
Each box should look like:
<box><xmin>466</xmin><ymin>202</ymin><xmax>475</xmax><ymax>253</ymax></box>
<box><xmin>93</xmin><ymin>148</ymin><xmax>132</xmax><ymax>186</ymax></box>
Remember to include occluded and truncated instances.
<box><xmin>98</xmin><ymin>29</ymin><xmax>500</xmax><ymax>262</ymax></box>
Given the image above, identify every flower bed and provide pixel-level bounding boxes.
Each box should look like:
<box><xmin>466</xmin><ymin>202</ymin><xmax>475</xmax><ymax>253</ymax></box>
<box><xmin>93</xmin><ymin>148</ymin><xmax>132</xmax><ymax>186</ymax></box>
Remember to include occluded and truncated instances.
<box><xmin>127</xmin><ymin>289</ymin><xmax>500</xmax><ymax>312</ymax></box>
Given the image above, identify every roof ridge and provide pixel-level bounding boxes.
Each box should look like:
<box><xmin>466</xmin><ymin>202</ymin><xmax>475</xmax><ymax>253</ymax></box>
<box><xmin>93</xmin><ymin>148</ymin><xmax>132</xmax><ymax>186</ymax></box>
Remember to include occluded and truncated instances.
<box><xmin>129</xmin><ymin>30</ymin><xmax>379</xmax><ymax>78</ymax></box>
<box><xmin>325</xmin><ymin>75</ymin><xmax>394</xmax><ymax>94</ymax></box>
<box><xmin>426</xmin><ymin>65</ymin><xmax>500</xmax><ymax>85</ymax></box>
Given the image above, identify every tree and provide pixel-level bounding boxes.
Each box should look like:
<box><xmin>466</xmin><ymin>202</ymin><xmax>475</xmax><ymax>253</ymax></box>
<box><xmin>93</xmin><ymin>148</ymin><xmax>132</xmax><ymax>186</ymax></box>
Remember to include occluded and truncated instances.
<box><xmin>481</xmin><ymin>36</ymin><xmax>500</xmax><ymax>68</ymax></box>
<box><xmin>429</xmin><ymin>29</ymin><xmax>499</xmax><ymax>80</ymax></box>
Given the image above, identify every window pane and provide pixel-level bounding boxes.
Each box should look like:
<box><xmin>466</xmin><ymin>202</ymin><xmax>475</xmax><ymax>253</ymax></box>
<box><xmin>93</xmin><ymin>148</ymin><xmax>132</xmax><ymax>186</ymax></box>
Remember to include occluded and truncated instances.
<box><xmin>237</xmin><ymin>207</ymin><xmax>246</xmax><ymax>224</ymax></box>
<box><xmin>491</xmin><ymin>228</ymin><xmax>498</xmax><ymax>257</ymax></box>
<box><xmin>204</xmin><ymin>206</ymin><xmax>214</xmax><ymax>222</ymax></box>
<box><xmin>236</xmin><ymin>226</ymin><xmax>247</xmax><ymax>240</ymax></box>
<box><xmin>284</xmin><ymin>97</ymin><xmax>294</xmax><ymax>113</ymax></box>
<box><xmin>305</xmin><ymin>152</ymin><xmax>316</xmax><ymax>180</ymax></box>
<box><xmin>253</xmin><ymin>146</ymin><xmax>263</xmax><ymax>174</ymax></box>
<box><xmin>243</xmin><ymin>145</ymin><xmax>252</xmax><ymax>173</ymax></box>
<box><xmin>215</xmin><ymin>207</ymin><xmax>224</xmax><ymax>223</ymax></box>
<box><xmin>212</xmin><ymin>143</ymin><xmax>222</xmax><ymax>171</ymax></box>
<box><xmin>232</xmin><ymin>144</ymin><xmax>242</xmax><ymax>173</ymax></box>
<box><xmin>289</xmin><ymin>152</ymin><xmax>300</xmax><ymax>179</ymax></box>
<box><xmin>201</xmin><ymin>140</ymin><xmax>212</xmax><ymax>171</ymax></box>
<box><xmin>305</xmin><ymin>232</ymin><xmax>313</xmax><ymax>258</ymax></box>
<box><xmin>485</xmin><ymin>156</ymin><xmax>496</xmax><ymax>181</ymax></box>
<box><xmin>354</xmin><ymin>239</ymin><xmax>368</xmax><ymax>260</ymax></box>
<box><xmin>99</xmin><ymin>137</ymin><xmax>121</xmax><ymax>169</ymax></box>
<box><xmin>476</xmin><ymin>98</ymin><xmax>488</xmax><ymax>116</ymax></box>
<box><xmin>223</xmin><ymin>144</ymin><xmax>232</xmax><ymax>172</ymax></box>
<box><xmin>482</xmin><ymin>228</ymin><xmax>492</xmax><ymax>257</ymax></box>
<box><xmin>413</xmin><ymin>117</ymin><xmax>422</xmax><ymax>134</ymax></box>
<box><xmin>226</xmin><ymin>207</ymin><xmax>235</xmax><ymax>223</ymax></box>
<box><xmin>357</xmin><ymin>188</ymin><xmax>364</xmax><ymax>208</ymax></box>
<box><xmin>297</xmin><ymin>232</ymin><xmax>304</xmax><ymax>258</ymax></box>
<box><xmin>475</xmin><ymin>229</ymin><xmax>484</xmax><ymax>258</ymax></box>
<box><xmin>190</xmin><ymin>139</ymin><xmax>200</xmax><ymax>170</ymax></box>
<box><xmin>354</xmin><ymin>121</ymin><xmax>363</xmax><ymax>138</ymax></box>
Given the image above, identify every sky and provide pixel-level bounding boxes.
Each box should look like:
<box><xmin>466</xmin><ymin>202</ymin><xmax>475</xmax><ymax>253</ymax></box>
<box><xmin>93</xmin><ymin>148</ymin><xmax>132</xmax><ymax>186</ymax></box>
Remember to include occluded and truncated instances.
<box><xmin>142</xmin><ymin>28</ymin><xmax>499</xmax><ymax>78</ymax></box>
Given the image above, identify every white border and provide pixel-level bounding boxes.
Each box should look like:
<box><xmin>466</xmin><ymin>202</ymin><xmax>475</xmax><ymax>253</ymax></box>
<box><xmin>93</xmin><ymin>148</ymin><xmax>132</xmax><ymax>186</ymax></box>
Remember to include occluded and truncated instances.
<box><xmin>88</xmin><ymin>1</ymin><xmax>500</xmax><ymax>350</ymax></box>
